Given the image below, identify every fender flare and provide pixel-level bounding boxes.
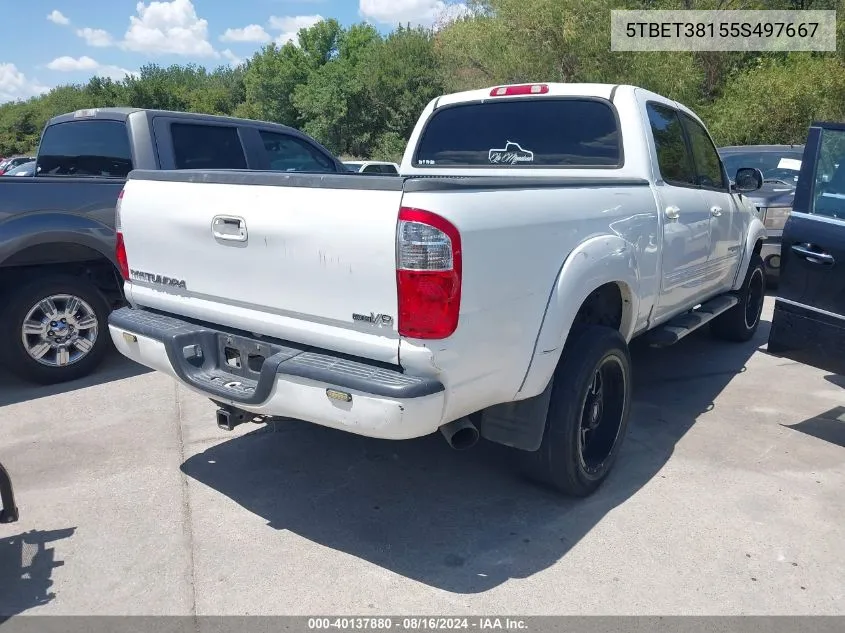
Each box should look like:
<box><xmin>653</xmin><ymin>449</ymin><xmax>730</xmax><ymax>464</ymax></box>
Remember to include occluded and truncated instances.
<box><xmin>732</xmin><ymin>217</ymin><xmax>766</xmax><ymax>291</ymax></box>
<box><xmin>0</xmin><ymin>212</ymin><xmax>118</xmax><ymax>269</ymax></box>
<box><xmin>515</xmin><ymin>234</ymin><xmax>641</xmax><ymax>400</ymax></box>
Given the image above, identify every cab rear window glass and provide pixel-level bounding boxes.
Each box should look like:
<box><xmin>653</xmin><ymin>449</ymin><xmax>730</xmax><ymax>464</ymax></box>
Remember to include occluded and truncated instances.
<box><xmin>37</xmin><ymin>120</ymin><xmax>133</xmax><ymax>177</ymax></box>
<box><xmin>414</xmin><ymin>99</ymin><xmax>621</xmax><ymax>168</ymax></box>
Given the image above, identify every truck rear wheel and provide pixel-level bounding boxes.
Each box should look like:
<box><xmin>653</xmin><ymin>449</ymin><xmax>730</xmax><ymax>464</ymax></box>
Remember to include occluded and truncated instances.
<box><xmin>710</xmin><ymin>254</ymin><xmax>766</xmax><ymax>343</ymax></box>
<box><xmin>0</xmin><ymin>275</ymin><xmax>111</xmax><ymax>385</ymax></box>
<box><xmin>515</xmin><ymin>325</ymin><xmax>632</xmax><ymax>497</ymax></box>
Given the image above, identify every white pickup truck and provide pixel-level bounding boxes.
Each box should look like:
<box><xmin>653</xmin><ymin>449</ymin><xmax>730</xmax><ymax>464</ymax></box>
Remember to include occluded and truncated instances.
<box><xmin>108</xmin><ymin>83</ymin><xmax>767</xmax><ymax>497</ymax></box>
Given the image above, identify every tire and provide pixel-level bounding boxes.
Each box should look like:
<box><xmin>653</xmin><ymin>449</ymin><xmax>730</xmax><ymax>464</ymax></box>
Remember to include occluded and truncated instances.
<box><xmin>514</xmin><ymin>325</ymin><xmax>632</xmax><ymax>497</ymax></box>
<box><xmin>0</xmin><ymin>275</ymin><xmax>112</xmax><ymax>385</ymax></box>
<box><xmin>710</xmin><ymin>254</ymin><xmax>766</xmax><ymax>343</ymax></box>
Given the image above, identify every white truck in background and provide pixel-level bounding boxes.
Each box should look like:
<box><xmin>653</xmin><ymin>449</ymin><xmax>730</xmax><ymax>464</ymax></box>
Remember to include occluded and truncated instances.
<box><xmin>108</xmin><ymin>83</ymin><xmax>767</xmax><ymax>497</ymax></box>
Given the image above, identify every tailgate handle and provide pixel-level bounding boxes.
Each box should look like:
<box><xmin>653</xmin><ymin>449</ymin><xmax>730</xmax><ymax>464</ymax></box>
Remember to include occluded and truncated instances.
<box><xmin>212</xmin><ymin>215</ymin><xmax>247</xmax><ymax>242</ymax></box>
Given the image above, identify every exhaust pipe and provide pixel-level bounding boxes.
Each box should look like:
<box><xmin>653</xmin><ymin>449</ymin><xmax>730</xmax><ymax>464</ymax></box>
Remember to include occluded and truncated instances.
<box><xmin>439</xmin><ymin>417</ymin><xmax>479</xmax><ymax>451</ymax></box>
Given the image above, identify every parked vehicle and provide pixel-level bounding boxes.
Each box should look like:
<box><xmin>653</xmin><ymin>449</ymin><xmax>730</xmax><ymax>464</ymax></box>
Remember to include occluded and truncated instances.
<box><xmin>718</xmin><ymin>145</ymin><xmax>804</xmax><ymax>283</ymax></box>
<box><xmin>0</xmin><ymin>156</ymin><xmax>35</xmax><ymax>175</ymax></box>
<box><xmin>3</xmin><ymin>160</ymin><xmax>36</xmax><ymax>177</ymax></box>
<box><xmin>769</xmin><ymin>124</ymin><xmax>845</xmax><ymax>368</ymax></box>
<box><xmin>0</xmin><ymin>107</ymin><xmax>345</xmax><ymax>385</ymax></box>
<box><xmin>343</xmin><ymin>160</ymin><xmax>400</xmax><ymax>175</ymax></box>
<box><xmin>108</xmin><ymin>83</ymin><xmax>767</xmax><ymax>497</ymax></box>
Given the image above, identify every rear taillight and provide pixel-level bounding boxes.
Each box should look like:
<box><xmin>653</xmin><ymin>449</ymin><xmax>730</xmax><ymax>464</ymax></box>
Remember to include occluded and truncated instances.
<box><xmin>396</xmin><ymin>207</ymin><xmax>462</xmax><ymax>339</ymax></box>
<box><xmin>115</xmin><ymin>188</ymin><xmax>129</xmax><ymax>280</ymax></box>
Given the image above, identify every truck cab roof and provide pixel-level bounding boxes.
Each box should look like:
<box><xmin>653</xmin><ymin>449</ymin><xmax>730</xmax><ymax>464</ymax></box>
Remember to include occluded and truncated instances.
<box><xmin>47</xmin><ymin>108</ymin><xmax>305</xmax><ymax>137</ymax></box>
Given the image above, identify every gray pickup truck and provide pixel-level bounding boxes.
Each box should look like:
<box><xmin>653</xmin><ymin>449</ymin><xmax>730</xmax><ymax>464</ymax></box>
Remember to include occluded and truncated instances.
<box><xmin>0</xmin><ymin>107</ymin><xmax>345</xmax><ymax>385</ymax></box>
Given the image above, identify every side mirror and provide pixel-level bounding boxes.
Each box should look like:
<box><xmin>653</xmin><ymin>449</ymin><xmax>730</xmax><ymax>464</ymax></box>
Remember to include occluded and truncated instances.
<box><xmin>733</xmin><ymin>167</ymin><xmax>764</xmax><ymax>193</ymax></box>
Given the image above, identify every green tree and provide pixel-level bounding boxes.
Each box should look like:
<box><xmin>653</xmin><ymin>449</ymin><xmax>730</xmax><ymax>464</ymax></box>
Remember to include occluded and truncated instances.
<box><xmin>240</xmin><ymin>43</ymin><xmax>310</xmax><ymax>125</ymax></box>
<box><xmin>360</xmin><ymin>26</ymin><xmax>445</xmax><ymax>159</ymax></box>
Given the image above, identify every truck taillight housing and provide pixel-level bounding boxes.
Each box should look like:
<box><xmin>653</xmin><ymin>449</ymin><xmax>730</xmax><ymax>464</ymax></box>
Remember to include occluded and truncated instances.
<box><xmin>396</xmin><ymin>207</ymin><xmax>462</xmax><ymax>339</ymax></box>
<box><xmin>115</xmin><ymin>187</ymin><xmax>129</xmax><ymax>280</ymax></box>
<box><xmin>490</xmin><ymin>83</ymin><xmax>549</xmax><ymax>96</ymax></box>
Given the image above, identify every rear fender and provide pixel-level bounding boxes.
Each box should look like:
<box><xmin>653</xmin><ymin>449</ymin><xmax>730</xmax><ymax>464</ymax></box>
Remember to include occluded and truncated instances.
<box><xmin>515</xmin><ymin>234</ymin><xmax>640</xmax><ymax>400</ymax></box>
<box><xmin>0</xmin><ymin>212</ymin><xmax>117</xmax><ymax>269</ymax></box>
<box><xmin>732</xmin><ymin>217</ymin><xmax>766</xmax><ymax>290</ymax></box>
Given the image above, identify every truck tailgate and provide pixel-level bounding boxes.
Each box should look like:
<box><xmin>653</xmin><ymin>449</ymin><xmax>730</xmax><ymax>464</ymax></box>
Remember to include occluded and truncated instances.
<box><xmin>118</xmin><ymin>173</ymin><xmax>404</xmax><ymax>364</ymax></box>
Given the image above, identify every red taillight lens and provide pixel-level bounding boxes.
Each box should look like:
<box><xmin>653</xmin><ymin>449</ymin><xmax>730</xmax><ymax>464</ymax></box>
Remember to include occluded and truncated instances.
<box><xmin>115</xmin><ymin>188</ymin><xmax>129</xmax><ymax>280</ymax></box>
<box><xmin>396</xmin><ymin>207</ymin><xmax>462</xmax><ymax>339</ymax></box>
<box><xmin>490</xmin><ymin>84</ymin><xmax>549</xmax><ymax>97</ymax></box>
<box><xmin>115</xmin><ymin>232</ymin><xmax>129</xmax><ymax>280</ymax></box>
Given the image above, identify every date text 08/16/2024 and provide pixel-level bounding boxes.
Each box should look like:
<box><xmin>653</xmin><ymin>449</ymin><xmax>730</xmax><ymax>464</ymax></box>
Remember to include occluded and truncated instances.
<box><xmin>307</xmin><ymin>617</ymin><xmax>528</xmax><ymax>631</ymax></box>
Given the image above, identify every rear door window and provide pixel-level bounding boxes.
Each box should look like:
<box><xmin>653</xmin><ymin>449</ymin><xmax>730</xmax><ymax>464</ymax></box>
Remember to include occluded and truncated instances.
<box><xmin>414</xmin><ymin>98</ymin><xmax>621</xmax><ymax>168</ymax></box>
<box><xmin>646</xmin><ymin>102</ymin><xmax>697</xmax><ymax>187</ymax></box>
<box><xmin>171</xmin><ymin>123</ymin><xmax>247</xmax><ymax>170</ymax></box>
<box><xmin>679</xmin><ymin>113</ymin><xmax>728</xmax><ymax>190</ymax></box>
<box><xmin>37</xmin><ymin>120</ymin><xmax>133</xmax><ymax>177</ymax></box>
<box><xmin>259</xmin><ymin>131</ymin><xmax>336</xmax><ymax>173</ymax></box>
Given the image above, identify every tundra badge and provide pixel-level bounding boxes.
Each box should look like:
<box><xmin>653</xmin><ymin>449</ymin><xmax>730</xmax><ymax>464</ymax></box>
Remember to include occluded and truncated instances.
<box><xmin>130</xmin><ymin>269</ymin><xmax>188</xmax><ymax>289</ymax></box>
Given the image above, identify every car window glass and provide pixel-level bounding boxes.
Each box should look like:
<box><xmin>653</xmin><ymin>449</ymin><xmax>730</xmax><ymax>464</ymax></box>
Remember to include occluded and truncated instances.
<box><xmin>259</xmin><ymin>131</ymin><xmax>335</xmax><ymax>173</ymax></box>
<box><xmin>680</xmin><ymin>113</ymin><xmax>727</xmax><ymax>190</ymax></box>
<box><xmin>362</xmin><ymin>164</ymin><xmax>381</xmax><ymax>173</ymax></box>
<box><xmin>813</xmin><ymin>128</ymin><xmax>845</xmax><ymax>220</ymax></box>
<box><xmin>720</xmin><ymin>151</ymin><xmax>803</xmax><ymax>185</ymax></box>
<box><xmin>646</xmin><ymin>102</ymin><xmax>696</xmax><ymax>186</ymax></box>
<box><xmin>415</xmin><ymin>99</ymin><xmax>621</xmax><ymax>167</ymax></box>
<box><xmin>37</xmin><ymin>120</ymin><xmax>133</xmax><ymax>177</ymax></box>
<box><xmin>171</xmin><ymin>123</ymin><xmax>247</xmax><ymax>170</ymax></box>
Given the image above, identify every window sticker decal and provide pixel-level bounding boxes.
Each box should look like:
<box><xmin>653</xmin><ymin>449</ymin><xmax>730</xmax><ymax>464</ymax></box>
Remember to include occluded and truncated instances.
<box><xmin>488</xmin><ymin>141</ymin><xmax>534</xmax><ymax>165</ymax></box>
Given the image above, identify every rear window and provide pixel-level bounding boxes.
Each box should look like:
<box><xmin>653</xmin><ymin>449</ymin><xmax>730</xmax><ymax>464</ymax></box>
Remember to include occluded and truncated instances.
<box><xmin>414</xmin><ymin>98</ymin><xmax>621</xmax><ymax>168</ymax></box>
<box><xmin>37</xmin><ymin>120</ymin><xmax>133</xmax><ymax>177</ymax></box>
<box><xmin>171</xmin><ymin>123</ymin><xmax>247</xmax><ymax>170</ymax></box>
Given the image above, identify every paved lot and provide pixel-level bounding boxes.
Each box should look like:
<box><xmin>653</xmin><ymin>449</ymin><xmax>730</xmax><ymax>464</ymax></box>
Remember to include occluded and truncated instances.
<box><xmin>1</xmin><ymin>296</ymin><xmax>843</xmax><ymax>616</ymax></box>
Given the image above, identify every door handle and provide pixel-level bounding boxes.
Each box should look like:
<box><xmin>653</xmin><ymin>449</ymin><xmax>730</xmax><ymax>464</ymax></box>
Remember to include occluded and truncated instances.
<box><xmin>212</xmin><ymin>215</ymin><xmax>247</xmax><ymax>242</ymax></box>
<box><xmin>791</xmin><ymin>244</ymin><xmax>835</xmax><ymax>265</ymax></box>
<box><xmin>710</xmin><ymin>206</ymin><xmax>723</xmax><ymax>217</ymax></box>
<box><xmin>665</xmin><ymin>206</ymin><xmax>680</xmax><ymax>220</ymax></box>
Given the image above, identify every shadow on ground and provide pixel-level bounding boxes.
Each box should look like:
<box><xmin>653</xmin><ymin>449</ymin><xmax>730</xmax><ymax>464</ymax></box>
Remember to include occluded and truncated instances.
<box><xmin>0</xmin><ymin>351</ymin><xmax>150</xmax><ymax>408</ymax></box>
<box><xmin>0</xmin><ymin>527</ymin><xmax>75</xmax><ymax>618</ymax></box>
<box><xmin>182</xmin><ymin>321</ymin><xmax>771</xmax><ymax>594</ymax></box>
<box><xmin>784</xmin><ymin>404</ymin><xmax>845</xmax><ymax>450</ymax></box>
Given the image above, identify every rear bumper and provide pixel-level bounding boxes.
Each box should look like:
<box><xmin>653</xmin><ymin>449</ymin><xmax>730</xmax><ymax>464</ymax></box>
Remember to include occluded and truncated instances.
<box><xmin>108</xmin><ymin>307</ymin><xmax>446</xmax><ymax>440</ymax></box>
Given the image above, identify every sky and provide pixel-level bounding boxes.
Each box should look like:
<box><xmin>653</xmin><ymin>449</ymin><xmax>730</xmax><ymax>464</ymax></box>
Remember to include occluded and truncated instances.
<box><xmin>0</xmin><ymin>0</ymin><xmax>469</xmax><ymax>104</ymax></box>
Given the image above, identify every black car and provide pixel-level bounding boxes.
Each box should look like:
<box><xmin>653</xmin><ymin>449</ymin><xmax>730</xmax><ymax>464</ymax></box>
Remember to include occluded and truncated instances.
<box><xmin>768</xmin><ymin>124</ymin><xmax>845</xmax><ymax>372</ymax></box>
<box><xmin>718</xmin><ymin>145</ymin><xmax>804</xmax><ymax>283</ymax></box>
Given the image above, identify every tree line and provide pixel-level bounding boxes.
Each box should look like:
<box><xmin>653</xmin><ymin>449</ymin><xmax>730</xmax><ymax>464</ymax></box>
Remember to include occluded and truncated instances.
<box><xmin>1</xmin><ymin>0</ymin><xmax>843</xmax><ymax>161</ymax></box>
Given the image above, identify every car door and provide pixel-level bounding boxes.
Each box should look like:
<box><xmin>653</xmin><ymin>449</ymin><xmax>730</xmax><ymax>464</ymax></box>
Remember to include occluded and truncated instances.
<box><xmin>768</xmin><ymin>122</ymin><xmax>845</xmax><ymax>370</ymax></box>
<box><xmin>643</xmin><ymin>100</ymin><xmax>712</xmax><ymax>324</ymax></box>
<box><xmin>679</xmin><ymin>111</ymin><xmax>745</xmax><ymax>293</ymax></box>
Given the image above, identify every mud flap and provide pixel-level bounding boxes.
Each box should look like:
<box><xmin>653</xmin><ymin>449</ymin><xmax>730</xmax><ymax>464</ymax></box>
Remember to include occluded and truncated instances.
<box><xmin>478</xmin><ymin>378</ymin><xmax>554</xmax><ymax>451</ymax></box>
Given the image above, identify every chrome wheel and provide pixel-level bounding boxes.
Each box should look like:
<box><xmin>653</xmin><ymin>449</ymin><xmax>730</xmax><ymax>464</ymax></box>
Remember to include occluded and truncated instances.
<box><xmin>744</xmin><ymin>267</ymin><xmax>765</xmax><ymax>330</ymax></box>
<box><xmin>20</xmin><ymin>294</ymin><xmax>99</xmax><ymax>367</ymax></box>
<box><xmin>578</xmin><ymin>355</ymin><xmax>627</xmax><ymax>476</ymax></box>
